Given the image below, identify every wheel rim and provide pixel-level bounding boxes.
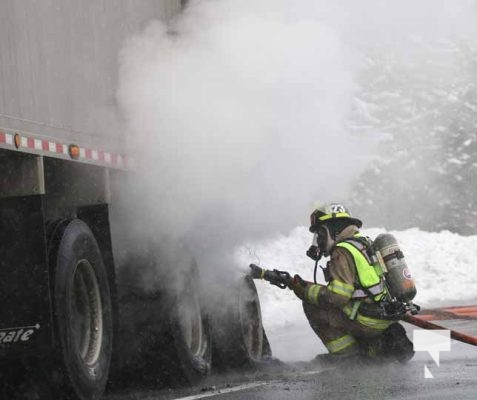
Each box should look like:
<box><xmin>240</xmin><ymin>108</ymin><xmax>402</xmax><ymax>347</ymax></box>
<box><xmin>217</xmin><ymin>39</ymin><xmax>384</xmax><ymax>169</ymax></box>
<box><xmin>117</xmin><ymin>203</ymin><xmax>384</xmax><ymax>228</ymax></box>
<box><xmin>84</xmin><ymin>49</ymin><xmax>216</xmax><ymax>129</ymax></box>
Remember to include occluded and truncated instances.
<box><xmin>177</xmin><ymin>287</ymin><xmax>206</xmax><ymax>357</ymax></box>
<box><xmin>71</xmin><ymin>259</ymin><xmax>103</xmax><ymax>367</ymax></box>
<box><xmin>238</xmin><ymin>278</ymin><xmax>263</xmax><ymax>361</ymax></box>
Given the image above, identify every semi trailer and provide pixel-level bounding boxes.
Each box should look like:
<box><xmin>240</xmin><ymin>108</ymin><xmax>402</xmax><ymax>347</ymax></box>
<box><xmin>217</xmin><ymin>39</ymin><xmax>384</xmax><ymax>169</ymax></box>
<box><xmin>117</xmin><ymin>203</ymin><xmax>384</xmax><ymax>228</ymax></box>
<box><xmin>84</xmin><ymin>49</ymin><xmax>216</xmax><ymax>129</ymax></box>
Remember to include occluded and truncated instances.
<box><xmin>0</xmin><ymin>1</ymin><xmax>268</xmax><ymax>399</ymax></box>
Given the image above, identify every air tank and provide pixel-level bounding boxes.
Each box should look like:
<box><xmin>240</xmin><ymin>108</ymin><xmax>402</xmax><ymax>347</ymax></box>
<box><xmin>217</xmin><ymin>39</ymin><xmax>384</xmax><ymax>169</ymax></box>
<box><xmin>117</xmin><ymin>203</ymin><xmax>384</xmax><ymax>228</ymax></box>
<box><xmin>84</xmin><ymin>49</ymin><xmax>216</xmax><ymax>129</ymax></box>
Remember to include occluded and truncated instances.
<box><xmin>373</xmin><ymin>233</ymin><xmax>417</xmax><ymax>302</ymax></box>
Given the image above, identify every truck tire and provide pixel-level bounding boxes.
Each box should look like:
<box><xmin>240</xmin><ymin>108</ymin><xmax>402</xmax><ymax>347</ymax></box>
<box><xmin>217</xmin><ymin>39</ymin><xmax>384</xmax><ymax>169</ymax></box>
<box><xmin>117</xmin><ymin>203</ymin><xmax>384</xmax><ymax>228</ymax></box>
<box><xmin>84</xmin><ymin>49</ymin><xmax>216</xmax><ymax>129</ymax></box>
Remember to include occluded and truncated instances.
<box><xmin>211</xmin><ymin>276</ymin><xmax>265</xmax><ymax>369</ymax></box>
<box><xmin>161</xmin><ymin>260</ymin><xmax>212</xmax><ymax>386</ymax></box>
<box><xmin>53</xmin><ymin>219</ymin><xmax>112</xmax><ymax>400</ymax></box>
<box><xmin>111</xmin><ymin>243</ymin><xmax>211</xmax><ymax>388</ymax></box>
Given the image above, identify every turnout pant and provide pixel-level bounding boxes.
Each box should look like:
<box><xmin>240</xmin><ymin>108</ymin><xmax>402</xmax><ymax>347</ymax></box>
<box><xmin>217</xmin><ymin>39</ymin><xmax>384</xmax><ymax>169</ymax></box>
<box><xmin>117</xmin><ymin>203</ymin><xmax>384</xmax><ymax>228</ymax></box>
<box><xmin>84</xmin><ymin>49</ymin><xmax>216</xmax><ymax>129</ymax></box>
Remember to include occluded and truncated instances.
<box><xmin>303</xmin><ymin>301</ymin><xmax>385</xmax><ymax>355</ymax></box>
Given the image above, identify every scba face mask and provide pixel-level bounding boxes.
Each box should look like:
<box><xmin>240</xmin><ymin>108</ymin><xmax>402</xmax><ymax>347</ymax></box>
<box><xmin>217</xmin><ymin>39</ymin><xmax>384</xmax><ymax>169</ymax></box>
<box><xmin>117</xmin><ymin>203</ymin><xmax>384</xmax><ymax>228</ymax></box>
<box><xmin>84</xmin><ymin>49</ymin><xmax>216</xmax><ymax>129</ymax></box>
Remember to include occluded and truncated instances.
<box><xmin>306</xmin><ymin>225</ymin><xmax>333</xmax><ymax>260</ymax></box>
<box><xmin>306</xmin><ymin>233</ymin><xmax>321</xmax><ymax>261</ymax></box>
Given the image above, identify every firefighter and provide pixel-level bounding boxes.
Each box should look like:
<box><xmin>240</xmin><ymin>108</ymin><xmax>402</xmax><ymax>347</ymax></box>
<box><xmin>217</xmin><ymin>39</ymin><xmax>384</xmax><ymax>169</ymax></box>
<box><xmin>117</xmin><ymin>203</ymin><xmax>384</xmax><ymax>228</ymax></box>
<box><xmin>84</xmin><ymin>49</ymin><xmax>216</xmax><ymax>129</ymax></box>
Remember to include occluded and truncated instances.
<box><xmin>250</xmin><ymin>203</ymin><xmax>415</xmax><ymax>362</ymax></box>
<box><xmin>290</xmin><ymin>203</ymin><xmax>414</xmax><ymax>363</ymax></box>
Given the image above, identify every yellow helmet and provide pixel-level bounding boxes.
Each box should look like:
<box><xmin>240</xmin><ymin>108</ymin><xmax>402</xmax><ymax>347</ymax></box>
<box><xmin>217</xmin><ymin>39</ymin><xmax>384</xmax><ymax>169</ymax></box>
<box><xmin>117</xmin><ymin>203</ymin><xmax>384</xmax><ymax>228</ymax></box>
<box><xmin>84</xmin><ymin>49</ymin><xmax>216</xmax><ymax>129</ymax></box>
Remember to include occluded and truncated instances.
<box><xmin>309</xmin><ymin>203</ymin><xmax>362</xmax><ymax>233</ymax></box>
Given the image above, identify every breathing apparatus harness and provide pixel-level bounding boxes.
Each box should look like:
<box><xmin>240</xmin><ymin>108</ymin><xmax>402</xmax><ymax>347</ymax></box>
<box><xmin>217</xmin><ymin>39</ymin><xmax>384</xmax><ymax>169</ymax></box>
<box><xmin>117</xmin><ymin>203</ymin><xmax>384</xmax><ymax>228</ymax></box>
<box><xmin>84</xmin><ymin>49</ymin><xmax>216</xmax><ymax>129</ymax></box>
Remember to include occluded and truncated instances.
<box><xmin>318</xmin><ymin>234</ymin><xmax>419</xmax><ymax>319</ymax></box>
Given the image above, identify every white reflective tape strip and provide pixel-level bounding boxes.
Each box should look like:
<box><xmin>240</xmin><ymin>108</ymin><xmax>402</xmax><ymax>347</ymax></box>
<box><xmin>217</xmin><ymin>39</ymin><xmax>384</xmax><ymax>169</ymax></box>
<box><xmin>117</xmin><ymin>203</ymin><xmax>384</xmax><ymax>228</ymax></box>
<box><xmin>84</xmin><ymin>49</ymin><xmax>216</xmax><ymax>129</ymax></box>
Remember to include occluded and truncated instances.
<box><xmin>171</xmin><ymin>382</ymin><xmax>268</xmax><ymax>400</ymax></box>
<box><xmin>352</xmin><ymin>281</ymin><xmax>385</xmax><ymax>298</ymax></box>
<box><xmin>0</xmin><ymin>130</ymin><xmax>129</xmax><ymax>168</ymax></box>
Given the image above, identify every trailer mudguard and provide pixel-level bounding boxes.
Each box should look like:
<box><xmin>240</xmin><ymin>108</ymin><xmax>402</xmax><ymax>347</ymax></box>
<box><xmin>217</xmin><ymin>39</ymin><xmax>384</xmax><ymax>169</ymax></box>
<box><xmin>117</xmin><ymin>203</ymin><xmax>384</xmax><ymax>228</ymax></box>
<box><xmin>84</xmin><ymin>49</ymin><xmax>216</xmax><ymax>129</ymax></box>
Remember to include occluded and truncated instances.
<box><xmin>0</xmin><ymin>195</ymin><xmax>52</xmax><ymax>357</ymax></box>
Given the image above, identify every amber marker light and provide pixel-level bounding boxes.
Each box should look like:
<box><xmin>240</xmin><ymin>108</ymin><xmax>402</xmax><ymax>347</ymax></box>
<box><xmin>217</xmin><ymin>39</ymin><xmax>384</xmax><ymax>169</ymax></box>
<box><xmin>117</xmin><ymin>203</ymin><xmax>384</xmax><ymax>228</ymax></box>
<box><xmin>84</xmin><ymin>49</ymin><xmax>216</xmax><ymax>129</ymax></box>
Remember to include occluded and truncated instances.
<box><xmin>14</xmin><ymin>133</ymin><xmax>21</xmax><ymax>149</ymax></box>
<box><xmin>69</xmin><ymin>144</ymin><xmax>80</xmax><ymax>159</ymax></box>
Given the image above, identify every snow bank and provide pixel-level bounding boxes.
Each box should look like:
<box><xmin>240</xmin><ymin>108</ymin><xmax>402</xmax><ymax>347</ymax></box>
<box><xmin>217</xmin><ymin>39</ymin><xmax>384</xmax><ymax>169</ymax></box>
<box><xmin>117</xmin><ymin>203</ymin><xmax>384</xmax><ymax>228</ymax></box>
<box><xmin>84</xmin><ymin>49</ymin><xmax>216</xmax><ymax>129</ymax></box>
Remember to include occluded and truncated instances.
<box><xmin>235</xmin><ymin>227</ymin><xmax>477</xmax><ymax>361</ymax></box>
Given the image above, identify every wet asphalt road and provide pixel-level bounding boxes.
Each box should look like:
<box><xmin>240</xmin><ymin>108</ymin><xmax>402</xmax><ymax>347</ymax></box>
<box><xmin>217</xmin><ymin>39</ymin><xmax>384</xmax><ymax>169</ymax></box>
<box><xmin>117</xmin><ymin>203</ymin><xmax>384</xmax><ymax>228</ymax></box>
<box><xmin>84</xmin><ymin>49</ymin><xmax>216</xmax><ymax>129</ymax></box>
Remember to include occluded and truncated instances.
<box><xmin>106</xmin><ymin>338</ymin><xmax>477</xmax><ymax>400</ymax></box>
<box><xmin>11</xmin><ymin>327</ymin><xmax>475</xmax><ymax>399</ymax></box>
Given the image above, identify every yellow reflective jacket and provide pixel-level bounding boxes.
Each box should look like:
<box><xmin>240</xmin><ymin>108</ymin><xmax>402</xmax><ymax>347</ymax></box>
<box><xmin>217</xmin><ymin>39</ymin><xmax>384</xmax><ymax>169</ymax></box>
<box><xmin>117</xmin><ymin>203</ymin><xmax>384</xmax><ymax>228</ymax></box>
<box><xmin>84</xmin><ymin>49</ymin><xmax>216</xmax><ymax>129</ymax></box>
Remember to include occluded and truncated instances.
<box><xmin>303</xmin><ymin>227</ymin><xmax>392</xmax><ymax>330</ymax></box>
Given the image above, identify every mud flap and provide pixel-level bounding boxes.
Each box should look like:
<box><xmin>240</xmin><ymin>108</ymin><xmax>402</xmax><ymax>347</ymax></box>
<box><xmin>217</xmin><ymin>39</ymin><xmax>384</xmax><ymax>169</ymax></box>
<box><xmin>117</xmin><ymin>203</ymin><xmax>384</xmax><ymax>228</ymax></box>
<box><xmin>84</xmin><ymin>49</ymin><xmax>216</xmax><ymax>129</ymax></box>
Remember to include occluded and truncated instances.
<box><xmin>0</xmin><ymin>195</ymin><xmax>52</xmax><ymax>357</ymax></box>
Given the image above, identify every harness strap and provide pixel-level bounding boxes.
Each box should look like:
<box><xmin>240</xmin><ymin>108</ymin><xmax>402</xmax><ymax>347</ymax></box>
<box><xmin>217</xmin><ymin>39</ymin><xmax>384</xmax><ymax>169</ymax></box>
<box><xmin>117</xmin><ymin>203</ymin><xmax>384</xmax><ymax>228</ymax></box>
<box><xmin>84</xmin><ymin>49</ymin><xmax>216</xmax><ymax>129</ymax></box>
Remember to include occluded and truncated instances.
<box><xmin>352</xmin><ymin>281</ymin><xmax>386</xmax><ymax>298</ymax></box>
<box><xmin>343</xmin><ymin>237</ymin><xmax>373</xmax><ymax>265</ymax></box>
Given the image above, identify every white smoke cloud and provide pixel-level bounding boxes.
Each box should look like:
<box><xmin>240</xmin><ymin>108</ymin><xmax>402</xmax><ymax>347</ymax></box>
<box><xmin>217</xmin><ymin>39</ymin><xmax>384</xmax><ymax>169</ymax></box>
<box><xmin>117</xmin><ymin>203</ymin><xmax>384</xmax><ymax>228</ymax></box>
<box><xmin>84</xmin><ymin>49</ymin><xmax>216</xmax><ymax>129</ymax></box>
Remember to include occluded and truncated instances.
<box><xmin>117</xmin><ymin>0</ymin><xmax>363</xmax><ymax>254</ymax></box>
<box><xmin>116</xmin><ymin>0</ymin><xmax>477</xmax><ymax>267</ymax></box>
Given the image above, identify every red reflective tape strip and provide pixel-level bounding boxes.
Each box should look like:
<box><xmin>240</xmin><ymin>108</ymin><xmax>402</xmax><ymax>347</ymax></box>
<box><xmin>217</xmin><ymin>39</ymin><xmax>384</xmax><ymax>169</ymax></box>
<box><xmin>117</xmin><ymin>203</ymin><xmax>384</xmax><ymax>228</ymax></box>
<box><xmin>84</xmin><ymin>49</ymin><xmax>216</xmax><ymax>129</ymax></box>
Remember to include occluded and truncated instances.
<box><xmin>0</xmin><ymin>130</ymin><xmax>129</xmax><ymax>167</ymax></box>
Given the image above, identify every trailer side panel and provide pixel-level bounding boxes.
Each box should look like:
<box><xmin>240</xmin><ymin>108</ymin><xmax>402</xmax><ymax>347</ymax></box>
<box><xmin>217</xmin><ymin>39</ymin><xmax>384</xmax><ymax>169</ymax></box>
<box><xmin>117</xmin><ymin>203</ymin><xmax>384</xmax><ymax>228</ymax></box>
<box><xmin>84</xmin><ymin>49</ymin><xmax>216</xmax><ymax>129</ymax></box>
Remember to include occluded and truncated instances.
<box><xmin>0</xmin><ymin>0</ymin><xmax>182</xmax><ymax>153</ymax></box>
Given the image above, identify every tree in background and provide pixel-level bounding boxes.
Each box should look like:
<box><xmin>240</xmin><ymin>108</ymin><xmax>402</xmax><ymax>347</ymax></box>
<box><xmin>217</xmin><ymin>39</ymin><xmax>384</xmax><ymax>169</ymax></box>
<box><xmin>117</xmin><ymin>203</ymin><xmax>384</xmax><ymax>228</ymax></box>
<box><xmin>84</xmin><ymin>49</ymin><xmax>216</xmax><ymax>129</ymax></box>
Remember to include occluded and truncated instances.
<box><xmin>348</xmin><ymin>39</ymin><xmax>477</xmax><ymax>234</ymax></box>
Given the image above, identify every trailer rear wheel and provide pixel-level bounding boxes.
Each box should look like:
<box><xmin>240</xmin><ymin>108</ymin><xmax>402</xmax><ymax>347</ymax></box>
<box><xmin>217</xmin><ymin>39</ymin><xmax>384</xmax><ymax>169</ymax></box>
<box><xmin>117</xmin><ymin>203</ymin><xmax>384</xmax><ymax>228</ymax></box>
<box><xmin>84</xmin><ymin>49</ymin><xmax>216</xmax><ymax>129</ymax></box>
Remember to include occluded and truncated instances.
<box><xmin>53</xmin><ymin>219</ymin><xmax>112</xmax><ymax>400</ymax></box>
<box><xmin>211</xmin><ymin>276</ymin><xmax>265</xmax><ymax>369</ymax></box>
<box><xmin>238</xmin><ymin>276</ymin><xmax>264</xmax><ymax>363</ymax></box>
<box><xmin>163</xmin><ymin>260</ymin><xmax>212</xmax><ymax>386</ymax></box>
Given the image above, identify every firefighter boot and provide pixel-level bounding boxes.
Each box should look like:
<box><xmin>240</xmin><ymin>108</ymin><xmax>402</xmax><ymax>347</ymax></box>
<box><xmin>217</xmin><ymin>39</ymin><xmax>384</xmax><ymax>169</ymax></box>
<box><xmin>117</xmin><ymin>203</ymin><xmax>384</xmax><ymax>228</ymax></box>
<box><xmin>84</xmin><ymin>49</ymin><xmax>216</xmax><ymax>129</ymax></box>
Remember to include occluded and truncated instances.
<box><xmin>382</xmin><ymin>322</ymin><xmax>415</xmax><ymax>363</ymax></box>
<box><xmin>359</xmin><ymin>323</ymin><xmax>414</xmax><ymax>363</ymax></box>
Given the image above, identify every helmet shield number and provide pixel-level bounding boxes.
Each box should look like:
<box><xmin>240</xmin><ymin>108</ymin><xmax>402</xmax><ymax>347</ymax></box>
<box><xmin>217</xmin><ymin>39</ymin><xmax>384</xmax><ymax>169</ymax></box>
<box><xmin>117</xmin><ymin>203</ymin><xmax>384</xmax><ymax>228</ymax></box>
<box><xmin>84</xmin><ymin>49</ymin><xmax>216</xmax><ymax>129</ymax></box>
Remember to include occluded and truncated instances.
<box><xmin>328</xmin><ymin>204</ymin><xmax>347</xmax><ymax>214</ymax></box>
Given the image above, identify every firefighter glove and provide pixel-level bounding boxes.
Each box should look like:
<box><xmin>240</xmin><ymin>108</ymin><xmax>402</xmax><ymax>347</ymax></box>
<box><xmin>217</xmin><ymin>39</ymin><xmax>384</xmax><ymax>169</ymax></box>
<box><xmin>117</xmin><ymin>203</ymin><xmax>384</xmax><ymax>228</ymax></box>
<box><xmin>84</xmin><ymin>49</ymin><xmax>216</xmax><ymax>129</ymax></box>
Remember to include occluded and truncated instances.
<box><xmin>290</xmin><ymin>274</ymin><xmax>308</xmax><ymax>300</ymax></box>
